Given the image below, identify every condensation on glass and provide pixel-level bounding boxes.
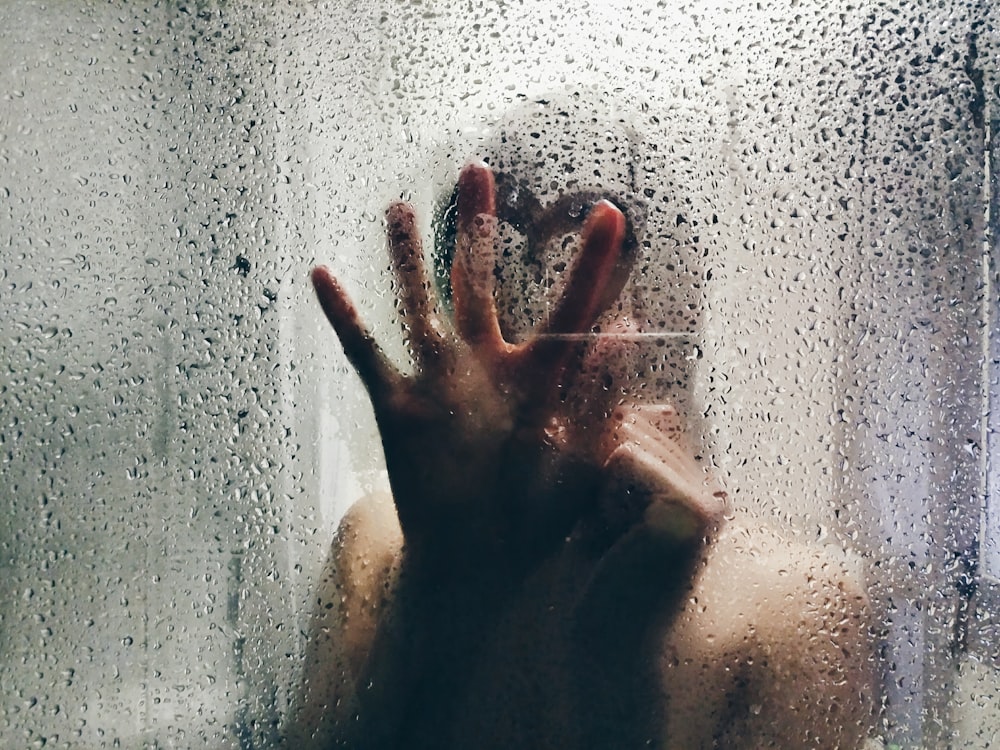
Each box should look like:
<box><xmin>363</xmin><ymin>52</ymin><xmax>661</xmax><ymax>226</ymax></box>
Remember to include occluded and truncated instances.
<box><xmin>0</xmin><ymin>0</ymin><xmax>997</xmax><ymax>747</ymax></box>
<box><xmin>986</xmin><ymin>83</ymin><xmax>1000</xmax><ymax>587</ymax></box>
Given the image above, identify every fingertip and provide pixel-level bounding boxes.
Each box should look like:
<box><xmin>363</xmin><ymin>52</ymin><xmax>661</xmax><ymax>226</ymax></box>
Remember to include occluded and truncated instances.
<box><xmin>460</xmin><ymin>159</ymin><xmax>492</xmax><ymax>179</ymax></box>
<box><xmin>386</xmin><ymin>201</ymin><xmax>417</xmax><ymax>228</ymax></box>
<box><xmin>457</xmin><ymin>161</ymin><xmax>496</xmax><ymax>224</ymax></box>
<box><xmin>312</xmin><ymin>265</ymin><xmax>350</xmax><ymax>310</ymax></box>
<box><xmin>592</xmin><ymin>198</ymin><xmax>623</xmax><ymax>216</ymax></box>
<box><xmin>311</xmin><ymin>264</ymin><xmax>334</xmax><ymax>289</ymax></box>
<box><xmin>311</xmin><ymin>265</ymin><xmax>349</xmax><ymax>319</ymax></box>
<box><xmin>586</xmin><ymin>200</ymin><xmax>627</xmax><ymax>243</ymax></box>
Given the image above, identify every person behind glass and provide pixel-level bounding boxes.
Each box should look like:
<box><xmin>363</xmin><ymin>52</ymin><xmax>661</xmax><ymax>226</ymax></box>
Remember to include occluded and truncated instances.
<box><xmin>292</xmin><ymin>162</ymin><xmax>878</xmax><ymax>749</ymax></box>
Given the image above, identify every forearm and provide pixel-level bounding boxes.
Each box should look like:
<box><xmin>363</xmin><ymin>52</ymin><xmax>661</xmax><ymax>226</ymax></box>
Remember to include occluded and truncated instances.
<box><xmin>346</xmin><ymin>545</ymin><xmax>518</xmax><ymax>750</ymax></box>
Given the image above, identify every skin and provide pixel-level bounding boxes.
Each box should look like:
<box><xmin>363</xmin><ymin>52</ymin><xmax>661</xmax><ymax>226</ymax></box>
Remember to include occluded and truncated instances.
<box><xmin>289</xmin><ymin>163</ymin><xmax>877</xmax><ymax>749</ymax></box>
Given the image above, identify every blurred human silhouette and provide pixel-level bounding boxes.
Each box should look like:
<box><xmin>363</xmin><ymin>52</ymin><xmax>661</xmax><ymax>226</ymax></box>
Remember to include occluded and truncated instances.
<box><xmin>287</xmin><ymin>161</ymin><xmax>877</xmax><ymax>749</ymax></box>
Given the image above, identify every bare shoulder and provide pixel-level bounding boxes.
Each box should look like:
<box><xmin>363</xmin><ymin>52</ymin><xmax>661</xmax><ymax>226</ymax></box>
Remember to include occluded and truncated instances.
<box><xmin>329</xmin><ymin>492</ymin><xmax>404</xmax><ymax>671</ymax></box>
<box><xmin>659</xmin><ymin>524</ymin><xmax>878</xmax><ymax>749</ymax></box>
<box><xmin>284</xmin><ymin>493</ymin><xmax>403</xmax><ymax>747</ymax></box>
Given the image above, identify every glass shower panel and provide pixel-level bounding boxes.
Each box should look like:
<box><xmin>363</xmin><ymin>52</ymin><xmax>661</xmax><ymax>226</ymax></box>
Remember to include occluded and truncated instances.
<box><xmin>1</xmin><ymin>0</ymin><xmax>996</xmax><ymax>748</ymax></box>
<box><xmin>969</xmin><ymin>30</ymin><xmax>1000</xmax><ymax>715</ymax></box>
<box><xmin>986</xmin><ymin>72</ymin><xmax>1000</xmax><ymax>586</ymax></box>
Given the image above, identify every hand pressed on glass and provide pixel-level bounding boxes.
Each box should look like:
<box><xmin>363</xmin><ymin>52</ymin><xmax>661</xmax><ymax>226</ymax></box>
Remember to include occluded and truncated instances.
<box><xmin>312</xmin><ymin>162</ymin><xmax>722</xmax><ymax>578</ymax></box>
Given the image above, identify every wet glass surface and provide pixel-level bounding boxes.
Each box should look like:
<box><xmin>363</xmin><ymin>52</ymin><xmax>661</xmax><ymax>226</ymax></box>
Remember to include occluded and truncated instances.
<box><xmin>1</xmin><ymin>1</ymin><xmax>997</xmax><ymax>747</ymax></box>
